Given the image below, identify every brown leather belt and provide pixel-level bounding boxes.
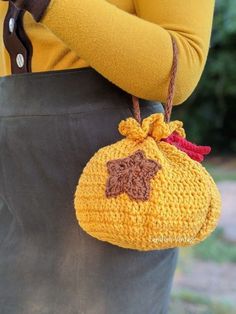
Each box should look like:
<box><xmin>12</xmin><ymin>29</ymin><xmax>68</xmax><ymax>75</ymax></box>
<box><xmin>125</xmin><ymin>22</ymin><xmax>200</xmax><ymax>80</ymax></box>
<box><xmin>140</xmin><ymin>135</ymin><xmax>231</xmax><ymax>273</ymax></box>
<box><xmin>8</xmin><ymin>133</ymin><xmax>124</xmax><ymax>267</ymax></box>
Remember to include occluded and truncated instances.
<box><xmin>3</xmin><ymin>1</ymin><xmax>33</xmax><ymax>74</ymax></box>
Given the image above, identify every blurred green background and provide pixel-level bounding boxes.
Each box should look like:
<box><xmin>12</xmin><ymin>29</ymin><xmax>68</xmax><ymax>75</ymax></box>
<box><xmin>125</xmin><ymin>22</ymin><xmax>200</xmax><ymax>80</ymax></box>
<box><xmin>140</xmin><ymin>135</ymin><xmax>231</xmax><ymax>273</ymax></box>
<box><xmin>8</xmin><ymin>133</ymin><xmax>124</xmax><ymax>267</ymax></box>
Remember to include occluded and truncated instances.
<box><xmin>168</xmin><ymin>0</ymin><xmax>236</xmax><ymax>313</ymax></box>
<box><xmin>172</xmin><ymin>0</ymin><xmax>236</xmax><ymax>154</ymax></box>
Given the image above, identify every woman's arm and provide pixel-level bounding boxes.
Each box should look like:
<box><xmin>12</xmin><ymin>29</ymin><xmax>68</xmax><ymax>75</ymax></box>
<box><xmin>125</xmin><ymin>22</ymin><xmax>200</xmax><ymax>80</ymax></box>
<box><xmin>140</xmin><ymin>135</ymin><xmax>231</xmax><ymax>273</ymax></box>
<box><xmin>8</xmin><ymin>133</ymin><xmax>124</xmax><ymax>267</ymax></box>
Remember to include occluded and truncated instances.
<box><xmin>10</xmin><ymin>0</ymin><xmax>216</xmax><ymax>105</ymax></box>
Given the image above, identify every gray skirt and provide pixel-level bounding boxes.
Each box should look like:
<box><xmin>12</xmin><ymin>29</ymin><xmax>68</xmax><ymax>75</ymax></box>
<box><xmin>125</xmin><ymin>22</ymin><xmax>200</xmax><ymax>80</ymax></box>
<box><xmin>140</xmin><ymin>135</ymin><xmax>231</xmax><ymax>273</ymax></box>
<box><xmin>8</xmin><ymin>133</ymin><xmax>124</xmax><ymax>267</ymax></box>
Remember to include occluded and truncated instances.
<box><xmin>0</xmin><ymin>67</ymin><xmax>178</xmax><ymax>314</ymax></box>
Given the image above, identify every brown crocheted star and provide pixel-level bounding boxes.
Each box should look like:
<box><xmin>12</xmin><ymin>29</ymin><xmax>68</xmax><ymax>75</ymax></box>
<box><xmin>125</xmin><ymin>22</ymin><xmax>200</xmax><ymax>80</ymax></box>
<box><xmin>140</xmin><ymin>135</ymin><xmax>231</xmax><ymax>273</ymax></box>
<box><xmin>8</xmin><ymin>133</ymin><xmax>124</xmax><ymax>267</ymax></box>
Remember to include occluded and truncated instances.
<box><xmin>105</xmin><ymin>150</ymin><xmax>161</xmax><ymax>201</ymax></box>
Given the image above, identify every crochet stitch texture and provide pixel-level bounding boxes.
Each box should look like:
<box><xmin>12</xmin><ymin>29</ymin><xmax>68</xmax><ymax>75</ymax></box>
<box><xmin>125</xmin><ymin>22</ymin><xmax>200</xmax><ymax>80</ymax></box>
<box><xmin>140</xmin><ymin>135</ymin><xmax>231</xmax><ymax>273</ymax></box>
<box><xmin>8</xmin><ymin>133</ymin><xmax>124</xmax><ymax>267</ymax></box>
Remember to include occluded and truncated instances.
<box><xmin>74</xmin><ymin>113</ymin><xmax>221</xmax><ymax>251</ymax></box>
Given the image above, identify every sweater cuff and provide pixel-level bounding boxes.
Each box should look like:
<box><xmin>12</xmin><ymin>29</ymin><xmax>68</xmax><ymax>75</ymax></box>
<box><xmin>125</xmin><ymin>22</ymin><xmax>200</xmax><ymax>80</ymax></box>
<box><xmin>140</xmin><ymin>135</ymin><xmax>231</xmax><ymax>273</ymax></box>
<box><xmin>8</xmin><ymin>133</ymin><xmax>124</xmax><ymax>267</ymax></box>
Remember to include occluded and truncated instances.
<box><xmin>14</xmin><ymin>0</ymin><xmax>52</xmax><ymax>22</ymax></box>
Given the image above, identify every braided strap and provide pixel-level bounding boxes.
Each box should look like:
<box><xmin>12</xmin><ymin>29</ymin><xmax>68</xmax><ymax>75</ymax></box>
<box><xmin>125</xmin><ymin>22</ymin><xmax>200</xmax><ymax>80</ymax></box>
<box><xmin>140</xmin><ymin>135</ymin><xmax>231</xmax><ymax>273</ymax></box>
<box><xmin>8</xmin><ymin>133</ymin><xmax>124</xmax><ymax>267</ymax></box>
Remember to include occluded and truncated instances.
<box><xmin>132</xmin><ymin>34</ymin><xmax>179</xmax><ymax>124</ymax></box>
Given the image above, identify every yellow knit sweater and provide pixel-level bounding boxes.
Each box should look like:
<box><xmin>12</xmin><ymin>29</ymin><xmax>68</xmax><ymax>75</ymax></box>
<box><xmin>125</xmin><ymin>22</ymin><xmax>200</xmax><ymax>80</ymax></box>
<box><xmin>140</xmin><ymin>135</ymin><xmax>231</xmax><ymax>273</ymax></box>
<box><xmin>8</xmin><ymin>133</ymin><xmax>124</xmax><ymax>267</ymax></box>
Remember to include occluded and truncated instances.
<box><xmin>0</xmin><ymin>0</ymin><xmax>215</xmax><ymax>104</ymax></box>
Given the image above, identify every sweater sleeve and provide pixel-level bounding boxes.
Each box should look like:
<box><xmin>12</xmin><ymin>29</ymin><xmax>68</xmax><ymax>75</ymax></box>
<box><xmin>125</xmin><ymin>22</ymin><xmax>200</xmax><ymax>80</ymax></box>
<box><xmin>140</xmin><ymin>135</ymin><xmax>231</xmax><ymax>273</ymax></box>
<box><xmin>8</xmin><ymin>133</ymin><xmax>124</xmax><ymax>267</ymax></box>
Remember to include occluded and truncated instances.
<box><xmin>37</xmin><ymin>0</ymin><xmax>215</xmax><ymax>105</ymax></box>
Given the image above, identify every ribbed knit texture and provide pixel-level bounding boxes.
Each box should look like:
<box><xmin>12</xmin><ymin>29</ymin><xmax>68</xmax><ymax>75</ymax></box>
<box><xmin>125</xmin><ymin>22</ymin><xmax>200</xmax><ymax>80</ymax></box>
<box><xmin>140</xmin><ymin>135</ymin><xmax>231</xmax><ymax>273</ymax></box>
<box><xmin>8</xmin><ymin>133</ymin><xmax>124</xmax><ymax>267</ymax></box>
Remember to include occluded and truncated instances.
<box><xmin>0</xmin><ymin>0</ymin><xmax>215</xmax><ymax>104</ymax></box>
<box><xmin>74</xmin><ymin>113</ymin><xmax>221</xmax><ymax>251</ymax></box>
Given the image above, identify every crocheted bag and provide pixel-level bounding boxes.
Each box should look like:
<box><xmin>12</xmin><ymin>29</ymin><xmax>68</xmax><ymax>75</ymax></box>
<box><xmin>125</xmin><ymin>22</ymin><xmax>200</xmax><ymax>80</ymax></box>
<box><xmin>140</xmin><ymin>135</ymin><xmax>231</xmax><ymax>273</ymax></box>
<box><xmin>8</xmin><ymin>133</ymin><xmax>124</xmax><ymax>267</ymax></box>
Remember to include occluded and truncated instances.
<box><xmin>73</xmin><ymin>35</ymin><xmax>221</xmax><ymax>251</ymax></box>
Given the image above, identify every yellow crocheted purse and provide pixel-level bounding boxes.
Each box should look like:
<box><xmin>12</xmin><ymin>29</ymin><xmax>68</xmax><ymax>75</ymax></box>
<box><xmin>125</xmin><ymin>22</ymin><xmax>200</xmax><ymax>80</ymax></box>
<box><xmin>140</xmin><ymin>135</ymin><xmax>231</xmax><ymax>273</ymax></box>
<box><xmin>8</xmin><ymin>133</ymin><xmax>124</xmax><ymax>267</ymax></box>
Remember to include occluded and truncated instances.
<box><xmin>73</xmin><ymin>35</ymin><xmax>221</xmax><ymax>251</ymax></box>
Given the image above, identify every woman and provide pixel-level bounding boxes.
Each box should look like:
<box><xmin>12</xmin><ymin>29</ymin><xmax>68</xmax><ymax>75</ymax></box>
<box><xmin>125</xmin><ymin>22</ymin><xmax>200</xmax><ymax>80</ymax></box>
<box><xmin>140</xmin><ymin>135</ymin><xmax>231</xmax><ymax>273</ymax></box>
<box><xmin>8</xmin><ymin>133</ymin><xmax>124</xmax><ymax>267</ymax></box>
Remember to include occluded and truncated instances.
<box><xmin>0</xmin><ymin>1</ymin><xmax>215</xmax><ymax>313</ymax></box>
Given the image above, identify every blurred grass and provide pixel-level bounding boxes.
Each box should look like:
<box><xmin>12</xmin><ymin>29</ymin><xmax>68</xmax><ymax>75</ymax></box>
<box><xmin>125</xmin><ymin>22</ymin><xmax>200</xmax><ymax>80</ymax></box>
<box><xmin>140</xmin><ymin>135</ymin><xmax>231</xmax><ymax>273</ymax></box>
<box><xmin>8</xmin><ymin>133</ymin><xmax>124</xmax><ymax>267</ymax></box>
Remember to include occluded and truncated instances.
<box><xmin>169</xmin><ymin>289</ymin><xmax>235</xmax><ymax>314</ymax></box>
<box><xmin>205</xmin><ymin>164</ymin><xmax>236</xmax><ymax>181</ymax></box>
<box><xmin>192</xmin><ymin>227</ymin><xmax>236</xmax><ymax>263</ymax></box>
<box><xmin>175</xmin><ymin>228</ymin><xmax>236</xmax><ymax>271</ymax></box>
<box><xmin>203</xmin><ymin>156</ymin><xmax>236</xmax><ymax>182</ymax></box>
